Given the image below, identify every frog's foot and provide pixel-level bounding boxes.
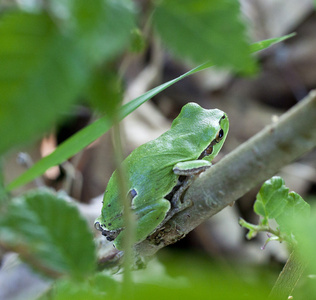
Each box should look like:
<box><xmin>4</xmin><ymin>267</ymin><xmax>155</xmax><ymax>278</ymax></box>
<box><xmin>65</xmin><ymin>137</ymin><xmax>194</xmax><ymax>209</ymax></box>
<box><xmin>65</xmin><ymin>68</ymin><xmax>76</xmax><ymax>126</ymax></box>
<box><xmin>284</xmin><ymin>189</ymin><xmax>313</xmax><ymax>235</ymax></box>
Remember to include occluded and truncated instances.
<box><xmin>94</xmin><ymin>221</ymin><xmax>122</xmax><ymax>241</ymax></box>
<box><xmin>164</xmin><ymin>198</ymin><xmax>193</xmax><ymax>225</ymax></box>
<box><xmin>170</xmin><ymin>176</ymin><xmax>193</xmax><ymax>209</ymax></box>
<box><xmin>157</xmin><ymin>176</ymin><xmax>194</xmax><ymax>229</ymax></box>
<box><xmin>169</xmin><ymin>160</ymin><xmax>211</xmax><ymax>214</ymax></box>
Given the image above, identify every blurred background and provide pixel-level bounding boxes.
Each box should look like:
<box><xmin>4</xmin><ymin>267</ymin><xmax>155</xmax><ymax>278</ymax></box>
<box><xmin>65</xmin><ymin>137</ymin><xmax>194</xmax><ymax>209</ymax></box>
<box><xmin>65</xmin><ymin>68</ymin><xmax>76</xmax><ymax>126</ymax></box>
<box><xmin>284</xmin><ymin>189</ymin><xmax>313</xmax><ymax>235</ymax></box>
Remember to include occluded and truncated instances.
<box><xmin>1</xmin><ymin>0</ymin><xmax>316</xmax><ymax>299</ymax></box>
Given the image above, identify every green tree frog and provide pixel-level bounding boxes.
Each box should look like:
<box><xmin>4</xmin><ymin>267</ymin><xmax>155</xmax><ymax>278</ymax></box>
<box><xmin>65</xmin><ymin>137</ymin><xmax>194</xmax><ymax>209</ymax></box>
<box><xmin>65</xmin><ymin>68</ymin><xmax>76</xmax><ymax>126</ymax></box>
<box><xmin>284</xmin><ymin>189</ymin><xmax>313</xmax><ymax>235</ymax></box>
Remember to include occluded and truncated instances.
<box><xmin>95</xmin><ymin>102</ymin><xmax>229</xmax><ymax>249</ymax></box>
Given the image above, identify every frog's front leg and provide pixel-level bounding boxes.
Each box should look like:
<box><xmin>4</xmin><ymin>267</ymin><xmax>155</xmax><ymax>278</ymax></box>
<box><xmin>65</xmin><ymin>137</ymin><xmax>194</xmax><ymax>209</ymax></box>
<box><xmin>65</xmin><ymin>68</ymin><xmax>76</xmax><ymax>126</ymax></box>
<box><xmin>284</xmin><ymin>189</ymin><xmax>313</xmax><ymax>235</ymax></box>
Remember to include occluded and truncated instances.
<box><xmin>173</xmin><ymin>160</ymin><xmax>212</xmax><ymax>177</ymax></box>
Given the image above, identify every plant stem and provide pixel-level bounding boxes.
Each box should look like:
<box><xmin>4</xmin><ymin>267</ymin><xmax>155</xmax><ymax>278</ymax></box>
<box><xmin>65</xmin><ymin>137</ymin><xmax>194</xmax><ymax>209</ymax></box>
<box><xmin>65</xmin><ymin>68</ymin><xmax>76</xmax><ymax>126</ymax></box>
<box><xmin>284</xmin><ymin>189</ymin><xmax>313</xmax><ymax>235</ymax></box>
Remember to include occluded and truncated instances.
<box><xmin>0</xmin><ymin>158</ymin><xmax>8</xmax><ymax>205</ymax></box>
<box><xmin>269</xmin><ymin>250</ymin><xmax>306</xmax><ymax>299</ymax></box>
<box><xmin>112</xmin><ymin>121</ymin><xmax>134</xmax><ymax>297</ymax></box>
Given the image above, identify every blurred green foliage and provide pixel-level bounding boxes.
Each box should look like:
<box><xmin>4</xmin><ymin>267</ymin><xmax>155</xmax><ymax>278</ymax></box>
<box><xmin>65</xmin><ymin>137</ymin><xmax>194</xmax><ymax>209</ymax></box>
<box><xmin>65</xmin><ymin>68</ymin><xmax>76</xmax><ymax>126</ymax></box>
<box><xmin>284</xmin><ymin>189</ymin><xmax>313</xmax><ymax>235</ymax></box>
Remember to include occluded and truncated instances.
<box><xmin>0</xmin><ymin>0</ymin><xmax>135</xmax><ymax>155</ymax></box>
<box><xmin>0</xmin><ymin>1</ymin><xmax>309</xmax><ymax>299</ymax></box>
<box><xmin>0</xmin><ymin>189</ymin><xmax>96</xmax><ymax>279</ymax></box>
<box><xmin>46</xmin><ymin>253</ymin><xmax>278</xmax><ymax>300</ymax></box>
<box><xmin>153</xmin><ymin>0</ymin><xmax>256</xmax><ymax>73</ymax></box>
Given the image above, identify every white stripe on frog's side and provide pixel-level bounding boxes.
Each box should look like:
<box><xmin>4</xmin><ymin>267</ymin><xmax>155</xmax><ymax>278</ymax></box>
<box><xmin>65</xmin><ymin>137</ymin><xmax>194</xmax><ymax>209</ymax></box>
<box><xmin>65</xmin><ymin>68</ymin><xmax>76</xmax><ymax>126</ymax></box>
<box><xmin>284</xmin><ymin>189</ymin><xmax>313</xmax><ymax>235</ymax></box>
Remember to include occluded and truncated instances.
<box><xmin>173</xmin><ymin>164</ymin><xmax>211</xmax><ymax>176</ymax></box>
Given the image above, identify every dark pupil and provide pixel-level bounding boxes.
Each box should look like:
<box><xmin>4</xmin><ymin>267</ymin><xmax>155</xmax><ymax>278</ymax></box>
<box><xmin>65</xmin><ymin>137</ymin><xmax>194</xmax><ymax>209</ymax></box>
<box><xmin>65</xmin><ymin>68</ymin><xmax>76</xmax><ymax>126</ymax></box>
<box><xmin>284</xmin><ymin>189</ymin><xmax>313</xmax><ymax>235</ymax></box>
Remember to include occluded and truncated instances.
<box><xmin>218</xmin><ymin>129</ymin><xmax>224</xmax><ymax>139</ymax></box>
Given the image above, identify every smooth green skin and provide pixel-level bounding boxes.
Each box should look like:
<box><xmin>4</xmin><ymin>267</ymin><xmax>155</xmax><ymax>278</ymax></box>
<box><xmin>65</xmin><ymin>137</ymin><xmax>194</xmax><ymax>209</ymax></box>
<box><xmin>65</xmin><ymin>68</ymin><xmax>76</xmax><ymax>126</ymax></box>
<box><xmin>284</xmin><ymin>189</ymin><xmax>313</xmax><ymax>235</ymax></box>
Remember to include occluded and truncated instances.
<box><xmin>95</xmin><ymin>102</ymin><xmax>229</xmax><ymax>249</ymax></box>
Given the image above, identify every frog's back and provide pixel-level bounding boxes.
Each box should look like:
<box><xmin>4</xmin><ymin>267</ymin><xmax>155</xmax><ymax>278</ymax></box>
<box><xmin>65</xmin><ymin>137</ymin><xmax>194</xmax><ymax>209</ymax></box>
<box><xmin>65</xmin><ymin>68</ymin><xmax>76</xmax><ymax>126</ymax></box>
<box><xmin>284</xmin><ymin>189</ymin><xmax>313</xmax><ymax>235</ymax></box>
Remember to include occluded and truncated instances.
<box><xmin>124</xmin><ymin>134</ymin><xmax>189</xmax><ymax>200</ymax></box>
<box><xmin>103</xmin><ymin>103</ymin><xmax>225</xmax><ymax>218</ymax></box>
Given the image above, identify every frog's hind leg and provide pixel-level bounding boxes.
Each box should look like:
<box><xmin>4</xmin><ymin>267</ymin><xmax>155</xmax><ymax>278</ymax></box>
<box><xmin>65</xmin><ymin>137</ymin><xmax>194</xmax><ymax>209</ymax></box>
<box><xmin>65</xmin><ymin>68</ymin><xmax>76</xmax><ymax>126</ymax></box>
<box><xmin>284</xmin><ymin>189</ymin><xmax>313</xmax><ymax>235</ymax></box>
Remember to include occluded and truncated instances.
<box><xmin>134</xmin><ymin>199</ymin><xmax>171</xmax><ymax>242</ymax></box>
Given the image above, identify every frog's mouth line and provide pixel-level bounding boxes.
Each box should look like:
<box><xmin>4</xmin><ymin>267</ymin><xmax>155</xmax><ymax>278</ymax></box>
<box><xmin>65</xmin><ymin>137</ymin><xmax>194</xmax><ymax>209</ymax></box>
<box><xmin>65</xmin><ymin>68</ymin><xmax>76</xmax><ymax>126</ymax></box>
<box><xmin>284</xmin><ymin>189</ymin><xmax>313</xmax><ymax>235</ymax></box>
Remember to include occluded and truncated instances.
<box><xmin>198</xmin><ymin>115</ymin><xmax>225</xmax><ymax>159</ymax></box>
<box><xmin>198</xmin><ymin>129</ymin><xmax>224</xmax><ymax>159</ymax></box>
<box><xmin>198</xmin><ymin>139</ymin><xmax>216</xmax><ymax>159</ymax></box>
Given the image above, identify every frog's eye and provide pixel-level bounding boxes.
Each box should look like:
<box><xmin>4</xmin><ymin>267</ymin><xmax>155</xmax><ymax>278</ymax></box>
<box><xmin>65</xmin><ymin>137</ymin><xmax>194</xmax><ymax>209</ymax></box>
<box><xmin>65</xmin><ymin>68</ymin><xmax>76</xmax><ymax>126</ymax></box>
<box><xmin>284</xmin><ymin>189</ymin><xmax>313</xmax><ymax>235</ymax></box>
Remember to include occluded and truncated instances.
<box><xmin>215</xmin><ymin>129</ymin><xmax>224</xmax><ymax>143</ymax></box>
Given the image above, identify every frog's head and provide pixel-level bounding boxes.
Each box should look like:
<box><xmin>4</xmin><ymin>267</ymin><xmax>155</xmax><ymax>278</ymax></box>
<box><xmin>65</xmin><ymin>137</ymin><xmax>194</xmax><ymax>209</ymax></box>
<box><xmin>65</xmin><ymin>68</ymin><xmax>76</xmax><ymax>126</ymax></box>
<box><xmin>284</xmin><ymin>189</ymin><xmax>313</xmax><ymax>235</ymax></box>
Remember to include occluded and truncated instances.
<box><xmin>172</xmin><ymin>102</ymin><xmax>229</xmax><ymax>162</ymax></box>
<box><xmin>201</xmin><ymin>112</ymin><xmax>229</xmax><ymax>162</ymax></box>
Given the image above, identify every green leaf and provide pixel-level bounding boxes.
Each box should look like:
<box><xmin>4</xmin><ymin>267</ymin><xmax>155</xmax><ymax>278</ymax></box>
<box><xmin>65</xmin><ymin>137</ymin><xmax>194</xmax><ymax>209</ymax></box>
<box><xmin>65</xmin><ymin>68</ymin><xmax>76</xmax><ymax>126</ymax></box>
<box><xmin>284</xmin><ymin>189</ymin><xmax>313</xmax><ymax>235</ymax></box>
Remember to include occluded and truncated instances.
<box><xmin>86</xmin><ymin>69</ymin><xmax>123</xmax><ymax>117</ymax></box>
<box><xmin>292</xmin><ymin>208</ymin><xmax>316</xmax><ymax>283</ymax></box>
<box><xmin>0</xmin><ymin>1</ymin><xmax>135</xmax><ymax>156</ymax></box>
<box><xmin>153</xmin><ymin>0</ymin><xmax>256</xmax><ymax>72</ymax></box>
<box><xmin>92</xmin><ymin>0</ymin><xmax>136</xmax><ymax>63</ymax></box>
<box><xmin>254</xmin><ymin>176</ymin><xmax>310</xmax><ymax>234</ymax></box>
<box><xmin>254</xmin><ymin>177</ymin><xmax>289</xmax><ymax>220</ymax></box>
<box><xmin>7</xmin><ymin>35</ymin><xmax>292</xmax><ymax>190</ymax></box>
<box><xmin>249</xmin><ymin>33</ymin><xmax>296</xmax><ymax>53</ymax></box>
<box><xmin>0</xmin><ymin>11</ymin><xmax>88</xmax><ymax>155</ymax></box>
<box><xmin>53</xmin><ymin>0</ymin><xmax>136</xmax><ymax>64</ymax></box>
<box><xmin>53</xmin><ymin>274</ymin><xmax>119</xmax><ymax>300</ymax></box>
<box><xmin>277</xmin><ymin>191</ymin><xmax>310</xmax><ymax>234</ymax></box>
<box><xmin>0</xmin><ymin>189</ymin><xmax>96</xmax><ymax>279</ymax></box>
